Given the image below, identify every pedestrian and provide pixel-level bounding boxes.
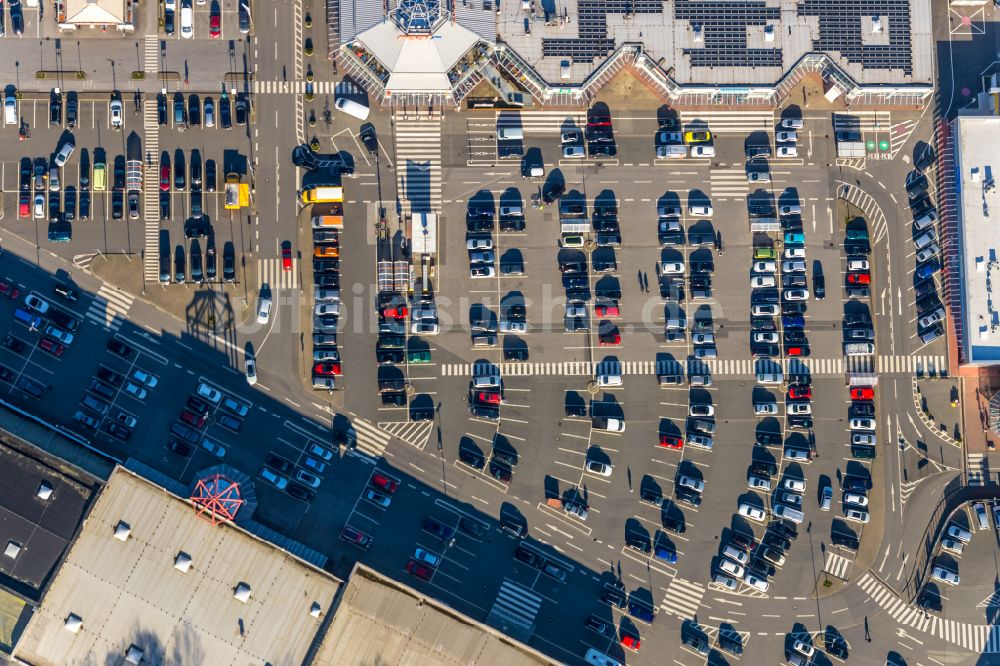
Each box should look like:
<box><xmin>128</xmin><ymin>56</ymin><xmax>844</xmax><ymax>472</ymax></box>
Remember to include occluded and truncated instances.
<box><xmin>637</xmin><ymin>270</ymin><xmax>643</xmax><ymax>293</ymax></box>
<box><xmin>642</xmin><ymin>272</ymin><xmax>649</xmax><ymax>293</ymax></box>
<box><xmin>864</xmin><ymin>616</ymin><xmax>871</xmax><ymax>642</ymax></box>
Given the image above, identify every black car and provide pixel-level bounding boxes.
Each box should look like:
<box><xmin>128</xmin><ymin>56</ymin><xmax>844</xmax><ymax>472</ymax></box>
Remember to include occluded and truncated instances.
<box><xmin>771</xmin><ymin>519</ymin><xmax>798</xmax><ymax>540</ymax></box>
<box><xmin>19</xmin><ymin>158</ymin><xmax>30</xmax><ymax>191</ymax></box>
<box><xmin>718</xmin><ymin>630</ymin><xmax>744</xmax><ymax>656</ymax></box>
<box><xmin>107</xmin><ymin>339</ymin><xmax>132</xmax><ymax>358</ymax></box>
<box><xmin>97</xmin><ymin>367</ymin><xmax>123</xmax><ymax>387</ymax></box>
<box><xmin>762</xmin><ymin>530</ymin><xmax>790</xmax><ymax>551</ymax></box>
<box><xmin>906</xmin><ymin>172</ymin><xmax>929</xmax><ymax>200</ymax></box>
<box><xmin>164</xmin><ymin>8</ymin><xmax>175</xmax><ymax>34</ymax></box>
<box><xmin>381</xmin><ymin>390</ymin><xmax>406</xmax><ymax>406</ymax></box>
<box><xmin>219</xmin><ymin>95</ymin><xmax>232</xmax><ymax>129</ymax></box>
<box><xmin>205</xmin><ymin>160</ymin><xmax>216</xmax><ymax>192</ymax></box>
<box><xmin>541</xmin><ymin>182</ymin><xmax>565</xmax><ymax>204</ymax></box>
<box><xmin>2</xmin><ymin>334</ymin><xmax>25</xmax><ymax>353</ymax></box>
<box><xmin>831</xmin><ymin>531</ymin><xmax>859</xmax><ymax>550</ymax></box>
<box><xmin>235</xmin><ymin>95</ymin><xmax>247</xmax><ymax>125</ymax></box>
<box><xmin>9</xmin><ymin>0</ymin><xmax>22</xmax><ymax>34</ymax></box>
<box><xmin>584</xmin><ymin>615</ymin><xmax>615</xmax><ymax>639</ymax></box>
<box><xmin>79</xmin><ymin>192</ymin><xmax>90</xmax><ymax>220</ymax></box>
<box><xmin>825</xmin><ymin>635</ymin><xmax>849</xmax><ymax>659</ymax></box>
<box><xmin>359</xmin><ymin>125</ymin><xmax>378</xmax><ymax>155</ymax></box>
<box><xmin>157</xmin><ymin>93</ymin><xmax>168</xmax><ymax>124</ymax></box>
<box><xmin>190</xmin><ymin>151</ymin><xmax>202</xmax><ymax>189</ymax></box>
<box><xmin>787</xmin><ymin>416</ymin><xmax>814</xmax><ymax>430</ymax></box>
<box><xmin>674</xmin><ymin>486</ymin><xmax>702</xmax><ymax>507</ymax></box>
<box><xmin>265</xmin><ymin>453</ymin><xmax>293</xmax><ymax>473</ymax></box>
<box><xmin>850</xmin><ymin>403</ymin><xmax>875</xmax><ymax>418</ymax></box>
<box><xmin>49</xmin><ymin>92</ymin><xmax>62</xmax><ymax>126</ymax></box>
<box><xmin>470</xmin><ymin>404</ymin><xmax>499</xmax><ymax>420</ymax></box>
<box><xmin>489</xmin><ymin>460</ymin><xmax>512</xmax><ymax>483</ymax></box>
<box><xmin>159</xmin><ymin>192</ymin><xmax>170</xmax><ymax>220</ymax></box>
<box><xmin>600</xmin><ymin>586</ymin><xmax>627</xmax><ymax>609</ymax></box>
<box><xmin>376</xmin><ymin>349</ymin><xmax>404</xmax><ymax>364</ymax></box>
<box><xmin>66</xmin><ymin>92</ymin><xmax>78</xmax><ymax>128</ymax></box>
<box><xmin>504</xmin><ymin>347</ymin><xmax>528</xmax><ymax>362</ymax></box>
<box><xmin>188</xmin><ymin>95</ymin><xmax>201</xmax><ymax>127</ymax></box>
<box><xmin>287</xmin><ymin>483</ymin><xmax>315</xmax><ymax>502</ymax></box>
<box><xmin>103</xmin><ymin>421</ymin><xmax>131</xmax><ymax>441</ymax></box>
<box><xmin>62</xmin><ymin>188</ymin><xmax>76</xmax><ymax>222</ymax></box>
<box><xmin>168</xmin><ymin>439</ymin><xmax>193</xmax><ymax>457</ymax></box>
<box><xmin>747</xmin><ymin>558</ymin><xmax>775</xmax><ymax>578</ymax></box>
<box><xmin>459</xmin><ymin>447</ymin><xmax>485</xmax><ymax>469</ymax></box>
<box><xmin>843</xmin><ymin>476</ymin><xmax>871</xmax><ymax>492</ymax></box>
<box><xmin>499</xmin><ymin>217</ymin><xmax>526</xmax><ymax>232</ymax></box>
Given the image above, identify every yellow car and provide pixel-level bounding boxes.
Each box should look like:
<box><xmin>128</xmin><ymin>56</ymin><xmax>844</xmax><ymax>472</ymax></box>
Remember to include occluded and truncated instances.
<box><xmin>684</xmin><ymin>130</ymin><xmax>712</xmax><ymax>144</ymax></box>
<box><xmin>314</xmin><ymin>245</ymin><xmax>340</xmax><ymax>258</ymax></box>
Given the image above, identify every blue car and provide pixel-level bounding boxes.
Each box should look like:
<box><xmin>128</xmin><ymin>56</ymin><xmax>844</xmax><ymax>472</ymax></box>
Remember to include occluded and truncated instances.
<box><xmin>654</xmin><ymin>542</ymin><xmax>677</xmax><ymax>564</ymax></box>
<box><xmin>916</xmin><ymin>260</ymin><xmax>941</xmax><ymax>280</ymax></box>
<box><xmin>784</xmin><ymin>231</ymin><xmax>805</xmax><ymax>245</ymax></box>
<box><xmin>782</xmin><ymin>315</ymin><xmax>805</xmax><ymax>329</ymax></box>
<box><xmin>628</xmin><ymin>600</ymin><xmax>655</xmax><ymax>623</ymax></box>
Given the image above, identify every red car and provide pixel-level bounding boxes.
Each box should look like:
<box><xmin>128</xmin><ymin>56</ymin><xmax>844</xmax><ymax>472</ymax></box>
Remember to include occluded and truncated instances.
<box><xmin>659</xmin><ymin>434</ymin><xmax>683</xmax><ymax>449</ymax></box>
<box><xmin>180</xmin><ymin>409</ymin><xmax>207</xmax><ymax>428</ymax></box>
<box><xmin>621</xmin><ymin>634</ymin><xmax>641</xmax><ymax>652</ymax></box>
<box><xmin>598</xmin><ymin>330</ymin><xmax>621</xmax><ymax>346</ymax></box>
<box><xmin>847</xmin><ymin>272</ymin><xmax>871</xmax><ymax>285</ymax></box>
<box><xmin>595</xmin><ymin>302</ymin><xmax>620</xmax><ymax>318</ymax></box>
<box><xmin>477</xmin><ymin>391</ymin><xmax>502</xmax><ymax>405</ymax></box>
<box><xmin>0</xmin><ymin>280</ymin><xmax>19</xmax><ymax>300</ymax></box>
<box><xmin>851</xmin><ymin>387</ymin><xmax>875</xmax><ymax>401</ymax></box>
<box><xmin>785</xmin><ymin>345</ymin><xmax>809</xmax><ymax>357</ymax></box>
<box><xmin>18</xmin><ymin>193</ymin><xmax>29</xmax><ymax>217</ymax></box>
<box><xmin>313</xmin><ymin>362</ymin><xmax>342</xmax><ymax>376</ymax></box>
<box><xmin>406</xmin><ymin>560</ymin><xmax>433</xmax><ymax>581</ymax></box>
<box><xmin>38</xmin><ymin>338</ymin><xmax>64</xmax><ymax>357</ymax></box>
<box><xmin>787</xmin><ymin>386</ymin><xmax>812</xmax><ymax>400</ymax></box>
<box><xmin>588</xmin><ymin>114</ymin><xmax>612</xmax><ymax>127</ymax></box>
<box><xmin>160</xmin><ymin>164</ymin><xmax>170</xmax><ymax>191</ymax></box>
<box><xmin>281</xmin><ymin>241</ymin><xmax>292</xmax><ymax>271</ymax></box>
<box><xmin>209</xmin><ymin>11</ymin><xmax>221</xmax><ymax>38</ymax></box>
<box><xmin>371</xmin><ymin>473</ymin><xmax>398</xmax><ymax>493</ymax></box>
<box><xmin>382</xmin><ymin>305</ymin><xmax>408</xmax><ymax>319</ymax></box>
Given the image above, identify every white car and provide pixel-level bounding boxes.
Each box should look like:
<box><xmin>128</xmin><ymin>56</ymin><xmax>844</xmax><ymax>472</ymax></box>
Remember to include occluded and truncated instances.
<box><xmin>752</xmin><ymin>332</ymin><xmax>779</xmax><ymax>344</ymax></box>
<box><xmin>783</xmin><ymin>478</ymin><xmax>806</xmax><ymax>492</ymax></box>
<box><xmin>466</xmin><ymin>237</ymin><xmax>493</xmax><ymax>250</ymax></box>
<box><xmin>752</xmin><ymin>260</ymin><xmax>776</xmax><ymax>274</ymax></box>
<box><xmin>947</xmin><ymin>523</ymin><xmax>972</xmax><ymax>543</ymax></box>
<box><xmin>779</xmin><ymin>491</ymin><xmax>803</xmax><ymax>508</ymax></box>
<box><xmin>677</xmin><ymin>475</ymin><xmax>704</xmax><ymax>492</ymax></box>
<box><xmin>109</xmin><ymin>98</ymin><xmax>123</xmax><ymax>128</ymax></box>
<box><xmin>738</xmin><ymin>502</ymin><xmax>766</xmax><ymax>522</ymax></box>
<box><xmin>847</xmin><ymin>258</ymin><xmax>870</xmax><ymax>271</ymax></box>
<box><xmin>850</xmin><ymin>417</ymin><xmax>876</xmax><ymax>431</ymax></box>
<box><xmin>596</xmin><ymin>373</ymin><xmax>623</xmax><ymax>387</ymax></box>
<box><xmin>781</xmin><ymin>118</ymin><xmax>804</xmax><ymax>130</ymax></box>
<box><xmin>690</xmin><ymin>145</ymin><xmax>715</xmax><ymax>158</ymax></box>
<box><xmin>753</xmin><ymin>402</ymin><xmax>777</xmax><ymax>416</ymax></box>
<box><xmin>585</xmin><ymin>459</ymin><xmax>613</xmax><ymax>476</ymax></box>
<box><xmin>660</xmin><ymin>261</ymin><xmax>685</xmax><ymax>275</ymax></box>
<box><xmin>54</xmin><ymin>138</ymin><xmax>75</xmax><ymax>167</ymax></box>
<box><xmin>560</xmin><ymin>130</ymin><xmax>581</xmax><ymax>144</ymax></box>
<box><xmin>295</xmin><ymin>469</ymin><xmax>321</xmax><ymax>488</ymax></box>
<box><xmin>4</xmin><ymin>93</ymin><xmax>16</xmax><ymax>126</ymax></box>
<box><xmin>775</xmin><ymin>130</ymin><xmax>798</xmax><ymax>143</ymax></box>
<box><xmin>781</xmin><ymin>260</ymin><xmax>806</xmax><ymax>273</ymax></box>
<box><xmin>411</xmin><ymin>321</ymin><xmax>440</xmax><ymax>335</ymax></box>
<box><xmin>974</xmin><ymin>502</ymin><xmax>990</xmax><ymax>529</ymax></box>
<box><xmin>692</xmin><ymin>332</ymin><xmax>714</xmax><ymax>345</ymax></box>
<box><xmin>244</xmin><ymin>357</ymin><xmax>257</xmax><ymax>385</ymax></box>
<box><xmin>718</xmin><ymin>558</ymin><xmax>744</xmax><ymax>578</ymax></box>
<box><xmin>308</xmin><ymin>441</ymin><xmax>335</xmax><ymax>460</ymax></box>
<box><xmin>131</xmin><ymin>369</ymin><xmax>158</xmax><ymax>388</ymax></box>
<box><xmin>744</xmin><ymin>572</ymin><xmax>769</xmax><ymax>592</ymax></box>
<box><xmin>792</xmin><ymin>640</ymin><xmax>815</xmax><ymax>658</ymax></box>
<box><xmin>33</xmin><ymin>193</ymin><xmax>45</xmax><ymax>218</ymax></box>
<box><xmin>197</xmin><ymin>382</ymin><xmax>222</xmax><ymax>404</ymax></box>
<box><xmin>563</xmin><ymin>145</ymin><xmax>585</xmax><ymax>159</ymax></box>
<box><xmin>414</xmin><ymin>548</ymin><xmax>441</xmax><ymax>567</ymax></box>
<box><xmin>689</xmin><ymin>403</ymin><xmax>714</xmax><ymax>417</ymax></box>
<box><xmin>364</xmin><ymin>488</ymin><xmax>391</xmax><ymax>507</ymax></box>
<box><xmin>916</xmin><ymin>244</ymin><xmax>940</xmax><ymax>263</ymax></box>
<box><xmin>499</xmin><ymin>320</ymin><xmax>526</xmax><ymax>334</ymax></box>
<box><xmin>565</xmin><ymin>305</ymin><xmax>587</xmax><ymax>318</ymax></box>
<box><xmin>776</xmin><ymin>145</ymin><xmax>798</xmax><ymax>158</ymax></box>
<box><xmin>256</xmin><ymin>295</ymin><xmax>272</xmax><ymax>324</ymax></box>
<box><xmin>748</xmin><ymin>475</ymin><xmax>771</xmax><ymax>491</ymax></box>
<box><xmin>941</xmin><ymin>538</ymin><xmax>964</xmax><ymax>556</ymax></box>
<box><xmin>820</xmin><ymin>485</ymin><xmax>832</xmax><ymax>511</ymax></box>
<box><xmin>44</xmin><ymin>325</ymin><xmax>73</xmax><ymax>345</ymax></box>
<box><xmin>24</xmin><ymin>294</ymin><xmax>50</xmax><ymax>314</ymax></box>
<box><xmin>992</xmin><ymin>502</ymin><xmax>1000</xmax><ymax>529</ymax></box>
<box><xmin>260</xmin><ymin>467</ymin><xmax>288</xmax><ymax>490</ymax></box>
<box><xmin>788</xmin><ymin>402</ymin><xmax>812</xmax><ymax>415</ymax></box>
<box><xmin>657</xmin><ymin>205</ymin><xmax>682</xmax><ymax>218</ymax></box>
<box><xmin>844</xmin><ymin>508</ymin><xmax>870</xmax><ymax>523</ymax></box>
<box><xmin>852</xmin><ymin>433</ymin><xmax>876</xmax><ymax>446</ymax></box>
<box><xmin>314</xmin><ymin>303</ymin><xmax>340</xmax><ymax>317</ymax></box>
<box><xmin>779</xmin><ymin>204</ymin><xmax>802</xmax><ymax>216</ymax></box>
<box><xmin>123</xmin><ymin>382</ymin><xmax>147</xmax><ymax>400</ymax></box>
<box><xmin>783</xmin><ymin>289</ymin><xmax>808</xmax><ymax>301</ymax></box>
<box><xmin>713</xmin><ymin>573</ymin><xmax>738</xmax><ymax>590</ymax></box>
<box><xmin>688</xmin><ymin>204</ymin><xmax>713</xmax><ymax>217</ymax></box>
<box><xmin>783</xmin><ymin>247</ymin><xmax>806</xmax><ymax>260</ymax></box>
<box><xmin>751</xmin><ymin>275</ymin><xmax>776</xmax><ymax>288</ymax></box>
<box><xmin>752</xmin><ymin>304</ymin><xmax>780</xmax><ymax>316</ymax></box>
<box><xmin>844</xmin><ymin>492</ymin><xmax>869</xmax><ymax>507</ymax></box>
<box><xmin>931</xmin><ymin>566</ymin><xmax>959</xmax><ymax>586</ymax></box>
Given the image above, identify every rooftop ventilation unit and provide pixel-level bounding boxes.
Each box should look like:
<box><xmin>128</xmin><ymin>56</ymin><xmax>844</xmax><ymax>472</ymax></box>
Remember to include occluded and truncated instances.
<box><xmin>114</xmin><ymin>521</ymin><xmax>131</xmax><ymax>542</ymax></box>
<box><xmin>764</xmin><ymin>25</ymin><xmax>774</xmax><ymax>42</ymax></box>
<box><xmin>234</xmin><ymin>582</ymin><xmax>251</xmax><ymax>603</ymax></box>
<box><xmin>310</xmin><ymin>602</ymin><xmax>322</xmax><ymax>618</ymax></box>
<box><xmin>174</xmin><ymin>552</ymin><xmax>192</xmax><ymax>573</ymax></box>
<box><xmin>64</xmin><ymin>614</ymin><xmax>83</xmax><ymax>634</ymax></box>
<box><xmin>692</xmin><ymin>24</ymin><xmax>703</xmax><ymax>43</ymax></box>
<box><xmin>5</xmin><ymin>541</ymin><xmax>21</xmax><ymax>559</ymax></box>
<box><xmin>125</xmin><ymin>645</ymin><xmax>144</xmax><ymax>664</ymax></box>
<box><xmin>36</xmin><ymin>481</ymin><xmax>53</xmax><ymax>500</ymax></box>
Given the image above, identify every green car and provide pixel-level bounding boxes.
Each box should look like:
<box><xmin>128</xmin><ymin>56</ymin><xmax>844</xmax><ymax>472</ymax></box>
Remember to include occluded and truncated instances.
<box><xmin>407</xmin><ymin>349</ymin><xmax>432</xmax><ymax>364</ymax></box>
<box><xmin>753</xmin><ymin>247</ymin><xmax>777</xmax><ymax>260</ymax></box>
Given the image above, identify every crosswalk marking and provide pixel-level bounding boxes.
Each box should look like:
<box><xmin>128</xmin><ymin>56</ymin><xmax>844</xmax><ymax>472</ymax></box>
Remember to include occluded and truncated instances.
<box><xmin>142</xmin><ymin>97</ymin><xmax>161</xmax><ymax>282</ymax></box>
<box><xmin>439</xmin><ymin>355</ymin><xmax>945</xmax><ymax>379</ymax></box>
<box><xmin>485</xmin><ymin>580</ymin><xmax>542</xmax><ymax>643</ymax></box>
<box><xmin>967</xmin><ymin>453</ymin><xmax>987</xmax><ymax>486</ymax></box>
<box><xmin>678</xmin><ymin>110</ymin><xmax>776</xmax><ymax>134</ymax></box>
<box><xmin>351</xmin><ymin>417</ymin><xmax>392</xmax><ymax>459</ymax></box>
<box><xmin>660</xmin><ymin>576</ymin><xmax>706</xmax><ymax>618</ymax></box>
<box><xmin>85</xmin><ymin>284</ymin><xmax>135</xmax><ymax>331</ymax></box>
<box><xmin>493</xmin><ymin>110</ymin><xmax>587</xmax><ymax>133</ymax></box>
<box><xmin>144</xmin><ymin>36</ymin><xmax>159</xmax><ymax>75</ymax></box>
<box><xmin>823</xmin><ymin>551</ymin><xmax>852</xmax><ymax>580</ymax></box>
<box><xmin>394</xmin><ymin>114</ymin><xmax>442</xmax><ymax>214</ymax></box>
<box><xmin>251</xmin><ymin>80</ymin><xmax>343</xmax><ymax>94</ymax></box>
<box><xmin>857</xmin><ymin>573</ymin><xmax>999</xmax><ymax>653</ymax></box>
<box><xmin>377</xmin><ymin>420</ymin><xmax>433</xmax><ymax>450</ymax></box>
<box><xmin>256</xmin><ymin>258</ymin><xmax>299</xmax><ymax>291</ymax></box>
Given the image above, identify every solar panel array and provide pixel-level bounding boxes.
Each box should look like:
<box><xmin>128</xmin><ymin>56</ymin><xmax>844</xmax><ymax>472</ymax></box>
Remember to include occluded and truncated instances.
<box><xmin>675</xmin><ymin>0</ymin><xmax>781</xmax><ymax>69</ymax></box>
<box><xmin>798</xmin><ymin>0</ymin><xmax>913</xmax><ymax>75</ymax></box>
<box><xmin>541</xmin><ymin>0</ymin><xmax>663</xmax><ymax>63</ymax></box>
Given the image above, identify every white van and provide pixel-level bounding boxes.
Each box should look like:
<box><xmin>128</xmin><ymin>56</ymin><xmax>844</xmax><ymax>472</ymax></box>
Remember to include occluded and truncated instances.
<box><xmin>774</xmin><ymin>503</ymin><xmax>804</xmax><ymax>524</ymax></box>
<box><xmin>180</xmin><ymin>6</ymin><xmax>193</xmax><ymax>38</ymax></box>
<box><xmin>497</xmin><ymin>127</ymin><xmax>523</xmax><ymax>141</ymax></box>
<box><xmin>584</xmin><ymin>648</ymin><xmax>622</xmax><ymax>666</ymax></box>
<box><xmin>335</xmin><ymin>97</ymin><xmax>370</xmax><ymax>120</ymax></box>
<box><xmin>4</xmin><ymin>93</ymin><xmax>16</xmax><ymax>126</ymax></box>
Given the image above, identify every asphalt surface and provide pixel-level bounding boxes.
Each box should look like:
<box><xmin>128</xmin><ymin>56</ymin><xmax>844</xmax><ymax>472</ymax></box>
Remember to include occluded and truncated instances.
<box><xmin>0</xmin><ymin>0</ymin><xmax>991</xmax><ymax>664</ymax></box>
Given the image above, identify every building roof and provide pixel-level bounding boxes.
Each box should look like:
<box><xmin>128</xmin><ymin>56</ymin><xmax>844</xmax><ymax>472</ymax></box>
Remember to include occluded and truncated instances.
<box><xmin>64</xmin><ymin>0</ymin><xmax>125</xmax><ymax>24</ymax></box>
<box><xmin>498</xmin><ymin>0</ymin><xmax>934</xmax><ymax>87</ymax></box>
<box><xmin>0</xmin><ymin>438</ymin><xmax>95</xmax><ymax>600</ymax></box>
<box><xmin>12</xmin><ymin>467</ymin><xmax>341</xmax><ymax>666</ymax></box>
<box><xmin>311</xmin><ymin>563</ymin><xmax>559</xmax><ymax>666</ymax></box>
<box><xmin>955</xmin><ymin>115</ymin><xmax>1000</xmax><ymax>364</ymax></box>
